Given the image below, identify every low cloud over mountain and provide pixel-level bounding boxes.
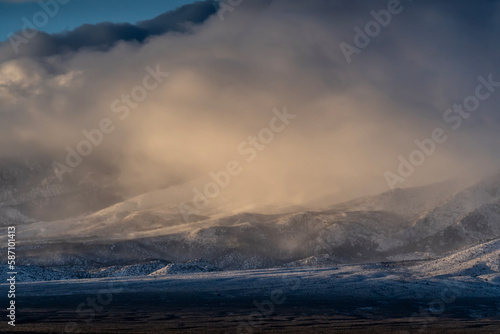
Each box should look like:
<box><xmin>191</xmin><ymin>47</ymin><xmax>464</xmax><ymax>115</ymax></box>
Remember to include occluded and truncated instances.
<box><xmin>1</xmin><ymin>0</ymin><xmax>500</xmax><ymax>215</ymax></box>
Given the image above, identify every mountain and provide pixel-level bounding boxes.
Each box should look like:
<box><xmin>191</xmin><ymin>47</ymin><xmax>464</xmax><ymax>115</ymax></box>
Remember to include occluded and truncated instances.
<box><xmin>328</xmin><ymin>179</ymin><xmax>463</xmax><ymax>220</ymax></box>
<box><xmin>0</xmin><ymin>156</ymin><xmax>125</xmax><ymax>221</ymax></box>
<box><xmin>400</xmin><ymin>173</ymin><xmax>500</xmax><ymax>254</ymax></box>
<box><xmin>3</xmin><ymin>171</ymin><xmax>500</xmax><ymax>276</ymax></box>
<box><xmin>410</xmin><ymin>237</ymin><xmax>500</xmax><ymax>279</ymax></box>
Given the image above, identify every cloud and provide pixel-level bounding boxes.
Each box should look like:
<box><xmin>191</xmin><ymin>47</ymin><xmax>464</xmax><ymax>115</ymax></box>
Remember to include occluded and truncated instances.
<box><xmin>0</xmin><ymin>0</ymin><xmax>217</xmax><ymax>63</ymax></box>
<box><xmin>1</xmin><ymin>0</ymin><xmax>500</xmax><ymax>212</ymax></box>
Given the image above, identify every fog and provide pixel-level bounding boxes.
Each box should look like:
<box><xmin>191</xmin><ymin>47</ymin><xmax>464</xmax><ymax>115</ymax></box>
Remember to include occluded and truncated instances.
<box><xmin>1</xmin><ymin>0</ymin><xmax>500</xmax><ymax>211</ymax></box>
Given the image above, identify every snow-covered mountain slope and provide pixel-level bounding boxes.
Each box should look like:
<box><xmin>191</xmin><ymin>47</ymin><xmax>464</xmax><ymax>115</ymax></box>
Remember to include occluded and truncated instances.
<box><xmin>408</xmin><ymin>174</ymin><xmax>500</xmax><ymax>239</ymax></box>
<box><xmin>5</xmin><ymin>173</ymin><xmax>500</xmax><ymax>273</ymax></box>
<box><xmin>8</xmin><ymin>209</ymin><xmax>410</xmax><ymax>269</ymax></box>
<box><xmin>383</xmin><ymin>173</ymin><xmax>500</xmax><ymax>255</ymax></box>
<box><xmin>149</xmin><ymin>259</ymin><xmax>221</xmax><ymax>275</ymax></box>
<box><xmin>410</xmin><ymin>201</ymin><xmax>500</xmax><ymax>254</ymax></box>
<box><xmin>326</xmin><ymin>179</ymin><xmax>462</xmax><ymax>220</ymax></box>
<box><xmin>0</xmin><ymin>260</ymin><xmax>171</xmax><ymax>282</ymax></box>
<box><xmin>4</xmin><ymin>238</ymin><xmax>500</xmax><ymax>309</ymax></box>
<box><xmin>409</xmin><ymin>237</ymin><xmax>500</xmax><ymax>279</ymax></box>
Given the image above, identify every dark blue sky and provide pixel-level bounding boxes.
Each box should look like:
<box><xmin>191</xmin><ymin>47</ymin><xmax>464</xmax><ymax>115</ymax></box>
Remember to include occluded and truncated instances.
<box><xmin>0</xmin><ymin>0</ymin><xmax>200</xmax><ymax>42</ymax></box>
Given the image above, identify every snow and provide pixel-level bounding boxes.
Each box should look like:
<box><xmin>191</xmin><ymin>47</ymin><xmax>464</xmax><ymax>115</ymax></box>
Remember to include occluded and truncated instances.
<box><xmin>149</xmin><ymin>259</ymin><xmax>221</xmax><ymax>275</ymax></box>
<box><xmin>6</xmin><ymin>252</ymin><xmax>500</xmax><ymax>300</ymax></box>
<box><xmin>410</xmin><ymin>238</ymin><xmax>500</xmax><ymax>278</ymax></box>
<box><xmin>3</xmin><ymin>172</ymin><xmax>500</xmax><ymax>302</ymax></box>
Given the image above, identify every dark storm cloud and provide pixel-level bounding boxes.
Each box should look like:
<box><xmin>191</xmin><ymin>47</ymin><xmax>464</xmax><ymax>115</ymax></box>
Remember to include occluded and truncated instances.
<box><xmin>0</xmin><ymin>0</ymin><xmax>217</xmax><ymax>63</ymax></box>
